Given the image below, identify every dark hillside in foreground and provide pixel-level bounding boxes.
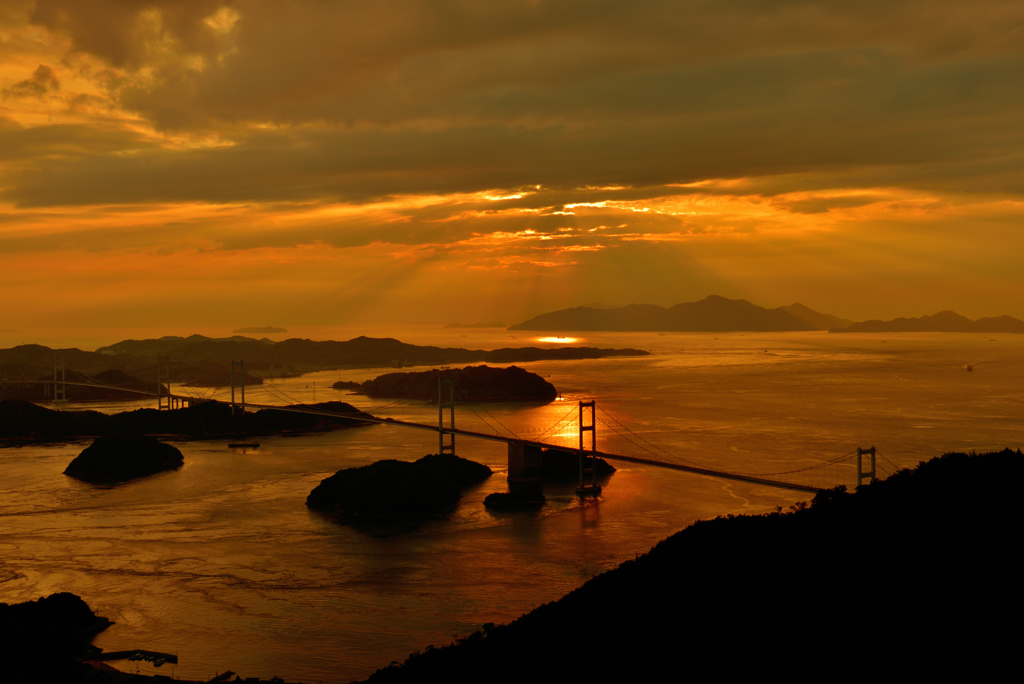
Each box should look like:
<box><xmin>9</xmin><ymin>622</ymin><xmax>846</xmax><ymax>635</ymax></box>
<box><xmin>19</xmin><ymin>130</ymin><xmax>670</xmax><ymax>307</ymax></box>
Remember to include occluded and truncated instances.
<box><xmin>362</xmin><ymin>449</ymin><xmax>1023</xmax><ymax>681</ymax></box>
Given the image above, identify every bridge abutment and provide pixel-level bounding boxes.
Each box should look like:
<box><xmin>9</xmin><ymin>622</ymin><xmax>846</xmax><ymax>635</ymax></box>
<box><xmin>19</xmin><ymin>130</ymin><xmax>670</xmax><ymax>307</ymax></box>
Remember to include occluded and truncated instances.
<box><xmin>507</xmin><ymin>442</ymin><xmax>543</xmax><ymax>496</ymax></box>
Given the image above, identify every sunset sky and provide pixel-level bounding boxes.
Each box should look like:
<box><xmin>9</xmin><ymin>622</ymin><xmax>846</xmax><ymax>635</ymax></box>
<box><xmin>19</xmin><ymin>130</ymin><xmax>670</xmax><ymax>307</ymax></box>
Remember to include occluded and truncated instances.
<box><xmin>2</xmin><ymin>1</ymin><xmax>1023</xmax><ymax>339</ymax></box>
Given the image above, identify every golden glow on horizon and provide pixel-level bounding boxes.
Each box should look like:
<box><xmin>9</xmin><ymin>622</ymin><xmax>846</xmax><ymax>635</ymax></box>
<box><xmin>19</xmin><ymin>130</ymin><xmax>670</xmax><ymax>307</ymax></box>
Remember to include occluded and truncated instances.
<box><xmin>536</xmin><ymin>336</ymin><xmax>581</xmax><ymax>344</ymax></box>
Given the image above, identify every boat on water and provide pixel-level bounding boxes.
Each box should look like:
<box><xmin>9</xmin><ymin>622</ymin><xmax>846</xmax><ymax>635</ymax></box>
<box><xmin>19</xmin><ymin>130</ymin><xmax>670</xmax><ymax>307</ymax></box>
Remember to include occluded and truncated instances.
<box><xmin>228</xmin><ymin>442</ymin><xmax>260</xmax><ymax>449</ymax></box>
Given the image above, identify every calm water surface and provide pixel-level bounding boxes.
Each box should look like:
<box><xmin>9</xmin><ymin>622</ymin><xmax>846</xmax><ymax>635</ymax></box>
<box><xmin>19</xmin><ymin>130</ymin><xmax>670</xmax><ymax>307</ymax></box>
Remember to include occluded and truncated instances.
<box><xmin>2</xmin><ymin>331</ymin><xmax>1021</xmax><ymax>682</ymax></box>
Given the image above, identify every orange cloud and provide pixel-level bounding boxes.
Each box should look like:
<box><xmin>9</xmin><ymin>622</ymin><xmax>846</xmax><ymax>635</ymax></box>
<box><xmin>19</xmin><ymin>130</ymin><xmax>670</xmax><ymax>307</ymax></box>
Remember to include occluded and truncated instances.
<box><xmin>1</xmin><ymin>1</ymin><xmax>1023</xmax><ymax>336</ymax></box>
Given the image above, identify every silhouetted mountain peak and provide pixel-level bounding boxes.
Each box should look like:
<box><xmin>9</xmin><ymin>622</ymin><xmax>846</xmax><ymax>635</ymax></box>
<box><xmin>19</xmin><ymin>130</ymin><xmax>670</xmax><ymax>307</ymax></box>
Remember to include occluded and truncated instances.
<box><xmin>831</xmin><ymin>310</ymin><xmax>1024</xmax><ymax>333</ymax></box>
<box><xmin>509</xmin><ymin>296</ymin><xmax>846</xmax><ymax>332</ymax></box>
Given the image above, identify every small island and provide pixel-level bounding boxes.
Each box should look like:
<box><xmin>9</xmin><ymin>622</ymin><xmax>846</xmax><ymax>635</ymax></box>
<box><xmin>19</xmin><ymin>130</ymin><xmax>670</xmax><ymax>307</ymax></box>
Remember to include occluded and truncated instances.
<box><xmin>334</xmin><ymin>365</ymin><xmax>557</xmax><ymax>402</ymax></box>
<box><xmin>64</xmin><ymin>434</ymin><xmax>184</xmax><ymax>484</ymax></box>
<box><xmin>306</xmin><ymin>453</ymin><xmax>492</xmax><ymax>520</ymax></box>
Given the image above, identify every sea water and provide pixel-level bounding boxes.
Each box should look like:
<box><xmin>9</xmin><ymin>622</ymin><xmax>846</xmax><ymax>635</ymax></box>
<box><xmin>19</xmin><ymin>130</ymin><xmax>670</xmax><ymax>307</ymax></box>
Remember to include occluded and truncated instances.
<box><xmin>1</xmin><ymin>331</ymin><xmax>1021</xmax><ymax>682</ymax></box>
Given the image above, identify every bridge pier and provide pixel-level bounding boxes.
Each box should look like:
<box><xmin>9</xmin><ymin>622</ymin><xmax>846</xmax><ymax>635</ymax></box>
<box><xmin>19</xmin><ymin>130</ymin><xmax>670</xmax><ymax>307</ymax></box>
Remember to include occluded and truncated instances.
<box><xmin>507</xmin><ymin>442</ymin><xmax>543</xmax><ymax>496</ymax></box>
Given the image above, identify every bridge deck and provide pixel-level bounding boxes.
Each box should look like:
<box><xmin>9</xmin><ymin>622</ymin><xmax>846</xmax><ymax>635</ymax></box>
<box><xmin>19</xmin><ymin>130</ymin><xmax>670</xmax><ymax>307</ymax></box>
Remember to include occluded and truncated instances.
<box><xmin>4</xmin><ymin>384</ymin><xmax>822</xmax><ymax>494</ymax></box>
<box><xmin>233</xmin><ymin>401</ymin><xmax>821</xmax><ymax>493</ymax></box>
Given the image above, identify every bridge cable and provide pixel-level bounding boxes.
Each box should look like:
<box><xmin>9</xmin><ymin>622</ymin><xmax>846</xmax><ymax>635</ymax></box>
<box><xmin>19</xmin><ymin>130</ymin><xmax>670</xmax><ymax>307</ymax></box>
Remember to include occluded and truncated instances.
<box><xmin>595</xmin><ymin>406</ymin><xmax>709</xmax><ymax>468</ymax></box>
<box><xmin>452</xmin><ymin>380</ymin><xmax>519</xmax><ymax>439</ymax></box>
<box><xmin>731</xmin><ymin>450</ymin><xmax>859</xmax><ymax>478</ymax></box>
<box><xmin>596</xmin><ymin>416</ymin><xmax>695</xmax><ymax>465</ymax></box>
<box><xmin>874</xmin><ymin>450</ymin><xmax>903</xmax><ymax>475</ymax></box>
<box><xmin>596</xmin><ymin>403</ymin><xmax>856</xmax><ymax>488</ymax></box>
<box><xmin>61</xmin><ymin>363</ymin><xmax>142</xmax><ymax>389</ymax></box>
<box><xmin>529</xmin><ymin>404</ymin><xmax>581</xmax><ymax>442</ymax></box>
<box><xmin>455</xmin><ymin>397</ymin><xmax>518</xmax><ymax>439</ymax></box>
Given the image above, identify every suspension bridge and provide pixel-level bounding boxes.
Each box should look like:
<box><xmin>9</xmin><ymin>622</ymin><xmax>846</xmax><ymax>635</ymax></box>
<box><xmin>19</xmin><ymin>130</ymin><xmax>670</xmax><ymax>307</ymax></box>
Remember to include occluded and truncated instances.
<box><xmin>2</xmin><ymin>353</ymin><xmax>907</xmax><ymax>495</ymax></box>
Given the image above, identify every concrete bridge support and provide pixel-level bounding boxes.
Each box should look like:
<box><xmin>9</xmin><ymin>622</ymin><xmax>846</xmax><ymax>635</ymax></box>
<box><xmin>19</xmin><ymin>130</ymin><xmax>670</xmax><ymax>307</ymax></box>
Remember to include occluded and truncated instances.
<box><xmin>507</xmin><ymin>441</ymin><xmax>543</xmax><ymax>496</ymax></box>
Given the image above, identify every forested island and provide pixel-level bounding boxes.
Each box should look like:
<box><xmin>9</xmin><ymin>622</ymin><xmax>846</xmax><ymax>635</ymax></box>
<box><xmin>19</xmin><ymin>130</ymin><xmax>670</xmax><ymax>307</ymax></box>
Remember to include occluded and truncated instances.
<box><xmin>64</xmin><ymin>435</ymin><xmax>185</xmax><ymax>484</ymax></box>
<box><xmin>334</xmin><ymin>365</ymin><xmax>557</xmax><ymax>402</ymax></box>
<box><xmin>307</xmin><ymin>453</ymin><xmax>493</xmax><ymax>520</ymax></box>
<box><xmin>0</xmin><ymin>399</ymin><xmax>373</xmax><ymax>443</ymax></box>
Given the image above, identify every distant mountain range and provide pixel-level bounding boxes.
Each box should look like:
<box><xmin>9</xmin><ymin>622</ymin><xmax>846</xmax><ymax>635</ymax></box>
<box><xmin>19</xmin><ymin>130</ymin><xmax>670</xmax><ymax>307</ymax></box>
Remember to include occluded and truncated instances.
<box><xmin>830</xmin><ymin>311</ymin><xmax>1024</xmax><ymax>333</ymax></box>
<box><xmin>508</xmin><ymin>296</ymin><xmax>1024</xmax><ymax>333</ymax></box>
<box><xmin>507</xmin><ymin>296</ymin><xmax>853</xmax><ymax>332</ymax></box>
<box><xmin>0</xmin><ymin>335</ymin><xmax>648</xmax><ymax>397</ymax></box>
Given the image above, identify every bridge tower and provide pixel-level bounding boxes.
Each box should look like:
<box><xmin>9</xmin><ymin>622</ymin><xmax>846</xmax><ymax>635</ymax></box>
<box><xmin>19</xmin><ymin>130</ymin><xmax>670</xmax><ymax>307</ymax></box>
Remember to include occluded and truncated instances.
<box><xmin>856</xmin><ymin>446</ymin><xmax>877</xmax><ymax>488</ymax></box>
<box><xmin>577</xmin><ymin>400</ymin><xmax>600</xmax><ymax>496</ymax></box>
<box><xmin>52</xmin><ymin>351</ymin><xmax>67</xmax><ymax>404</ymax></box>
<box><xmin>157</xmin><ymin>356</ymin><xmax>172</xmax><ymax>410</ymax></box>
<box><xmin>438</xmin><ymin>377</ymin><xmax>455</xmax><ymax>455</ymax></box>
<box><xmin>231</xmin><ymin>360</ymin><xmax>245</xmax><ymax>415</ymax></box>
